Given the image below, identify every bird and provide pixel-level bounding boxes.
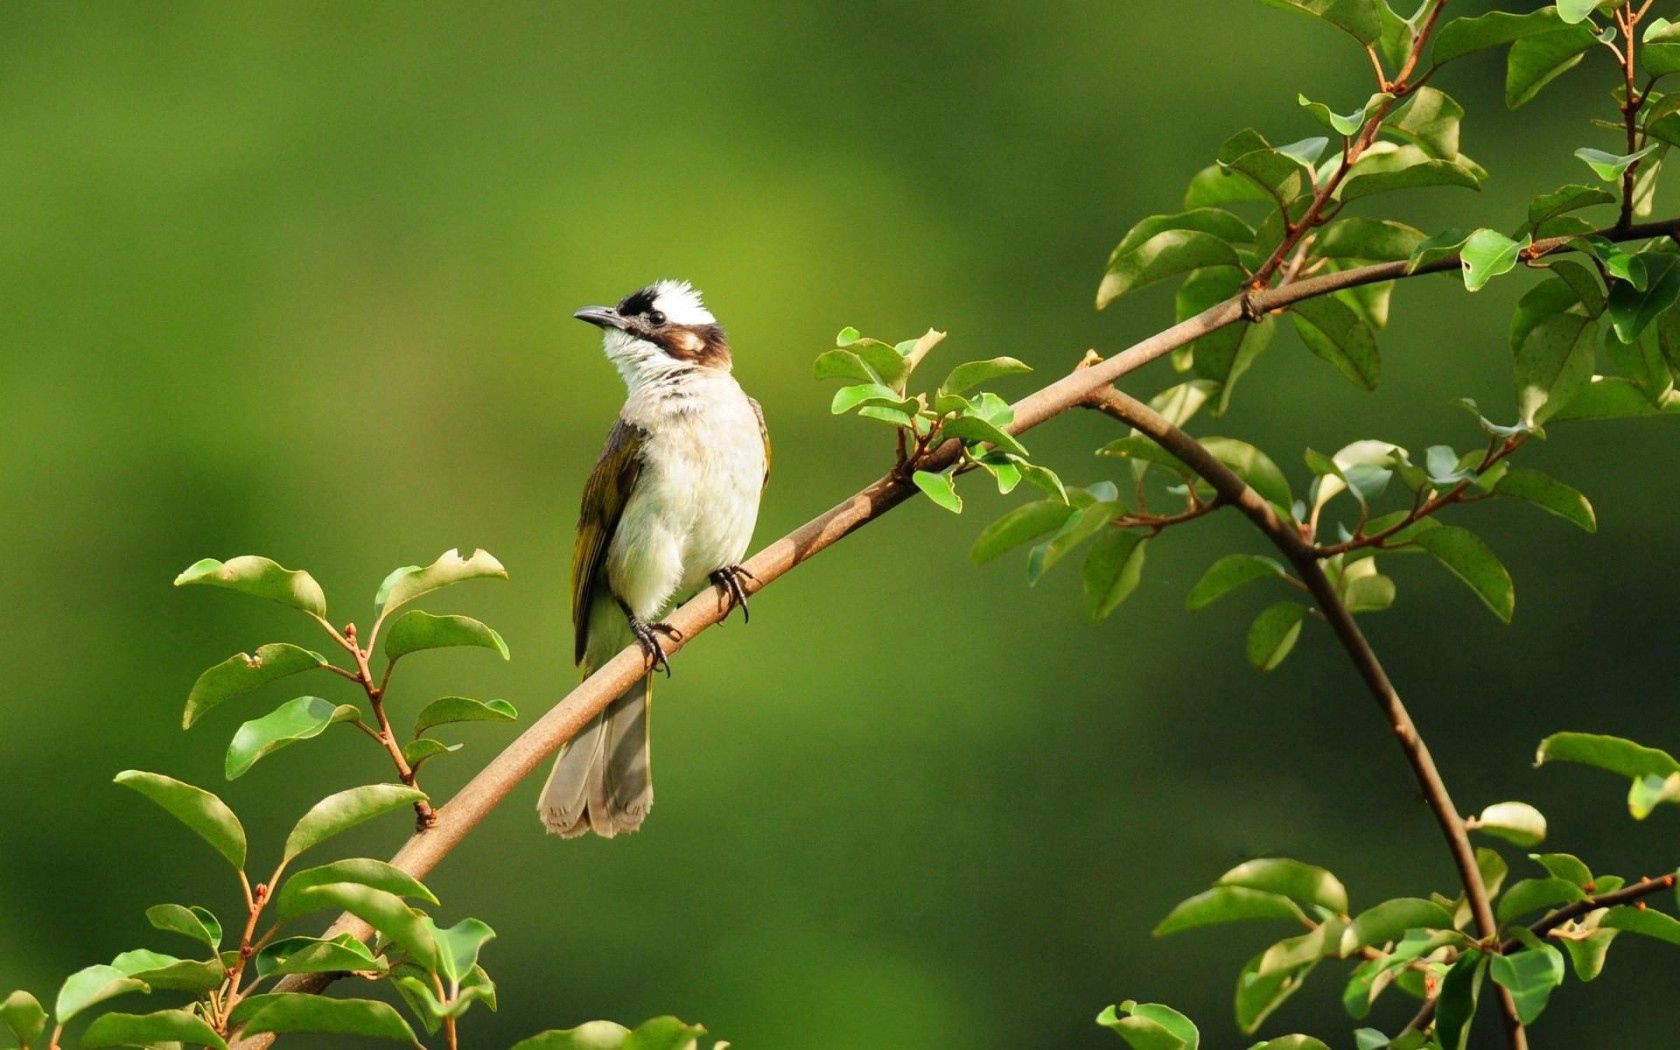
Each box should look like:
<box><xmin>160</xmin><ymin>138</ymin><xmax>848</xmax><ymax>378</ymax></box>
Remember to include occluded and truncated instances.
<box><xmin>539</xmin><ymin>279</ymin><xmax>769</xmax><ymax>838</ymax></box>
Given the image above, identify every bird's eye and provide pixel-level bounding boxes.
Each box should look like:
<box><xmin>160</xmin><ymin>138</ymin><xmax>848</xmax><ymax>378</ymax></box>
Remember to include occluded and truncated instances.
<box><xmin>647</xmin><ymin>310</ymin><xmax>666</xmax><ymax>326</ymax></box>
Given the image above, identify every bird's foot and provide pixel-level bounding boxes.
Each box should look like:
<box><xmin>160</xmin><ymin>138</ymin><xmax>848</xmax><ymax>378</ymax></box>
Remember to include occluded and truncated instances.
<box><xmin>710</xmin><ymin>564</ymin><xmax>758</xmax><ymax>623</ymax></box>
<box><xmin>628</xmin><ymin>616</ymin><xmax>682</xmax><ymax>677</ymax></box>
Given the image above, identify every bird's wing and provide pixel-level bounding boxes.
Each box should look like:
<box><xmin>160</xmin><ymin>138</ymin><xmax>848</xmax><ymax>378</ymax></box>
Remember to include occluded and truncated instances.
<box><xmin>749</xmin><ymin>396</ymin><xmax>771</xmax><ymax>487</ymax></box>
<box><xmin>572</xmin><ymin>417</ymin><xmax>648</xmax><ymax>665</ymax></box>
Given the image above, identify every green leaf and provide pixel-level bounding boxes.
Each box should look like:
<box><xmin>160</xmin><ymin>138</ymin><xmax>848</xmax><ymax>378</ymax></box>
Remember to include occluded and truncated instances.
<box><xmin>0</xmin><ymin>991</ymin><xmax>46</xmax><ymax>1050</ymax></box>
<box><xmin>1337</xmin><ymin>144</ymin><xmax>1481</xmax><ymax>203</ymax></box>
<box><xmin>1469</xmin><ymin>801</ymin><xmax>1547</xmax><ymax>847</ymax></box>
<box><xmin>1096</xmin><ymin>1000</ymin><xmax>1200</xmax><ymax>1050</ymax></box>
<box><xmin>1100</xmin><ymin>209</ymin><xmax>1251</xmax><ymax>309</ymax></box>
<box><xmin>114</xmin><ymin>770</ymin><xmax>246</xmax><ymax>869</ymax></box>
<box><xmin>940</xmin><ymin>357</ymin><xmax>1032</xmax><ymax>396</ymax></box>
<box><xmin>1388</xmin><ymin>87</ymin><xmax>1464</xmax><ymax>161</ymax></box>
<box><xmin>401</xmin><ymin>735</ymin><xmax>460</xmax><ymax>767</ymax></box>
<box><xmin>1435</xmin><ymin>9</ymin><xmax>1563</xmax><ymax>63</ymax></box>
<box><xmin>1186</xmin><ymin>555</ymin><xmax>1289</xmax><ymax>611</ymax></box>
<box><xmin>1512</xmin><ymin>299</ymin><xmax>1597</xmax><ymax>427</ymax></box>
<box><xmin>1627</xmin><ymin>772</ymin><xmax>1680</xmax><ymax>819</ymax></box>
<box><xmin>1235</xmin><ymin>952</ymin><xmax>1313</xmax><ymax>1035</ymax></box>
<box><xmin>1435</xmin><ymin>950</ymin><xmax>1486</xmax><ymax>1050</ymax></box>
<box><xmin>911</xmin><ymin>470</ymin><xmax>962</xmax><ymax>513</ymax></box>
<box><xmin>1201</xmin><ymin>438</ymin><xmax>1293</xmax><ymax>508</ymax></box>
<box><xmin>1259</xmin><ymin>0</ymin><xmax>1381</xmax><ymax>43</ymax></box>
<box><xmin>231</xmin><ymin>994</ymin><xmax>419</xmax><ymax>1045</ymax></box>
<box><xmin>1289</xmin><ymin>295</ymin><xmax>1380</xmax><ymax>390</ymax></box>
<box><xmin>109</xmin><ymin>950</ymin><xmax>224</xmax><ymax>993</ymax></box>
<box><xmin>812</xmin><ymin>348</ymin><xmax>874</xmax><ymax>383</ymax></box>
<box><xmin>1555</xmin><ymin>0</ymin><xmax>1599</xmax><ymax>24</ymax></box>
<box><xmin>1026</xmin><ymin>501</ymin><xmax>1123</xmax><ymax>584</ymax></box>
<box><xmin>1507</xmin><ymin>23</ymin><xmax>1599</xmax><ymax>108</ymax></box>
<box><xmin>1249</xmin><ymin>1038</ymin><xmax>1330</xmax><ymax>1050</ymax></box>
<box><xmin>970</xmin><ymin>500</ymin><xmax>1076</xmax><ymax>565</ymax></box>
<box><xmin>1082</xmin><ymin>531</ymin><xmax>1148</xmax><ymax>623</ymax></box>
<box><xmin>256</xmin><ymin>935</ymin><xmax>385</xmax><ymax>978</ymax></box>
<box><xmin>1603</xmin><ymin>904</ymin><xmax>1680</xmax><ymax>944</ymax></box>
<box><xmin>1529</xmin><ymin>852</ymin><xmax>1593</xmax><ymax>888</ymax></box>
<box><xmin>1154</xmin><ymin>887</ymin><xmax>1305</xmax><ymax>937</ymax></box>
<box><xmin>426</xmin><ymin>917</ymin><xmax>496</xmax><ymax>984</ymax></box>
<box><xmin>275</xmin><ymin>858</ymin><xmax>438</xmax><ymax>922</ymax></box>
<box><xmin>1460</xmin><ymin>229</ymin><xmax>1529</xmax><ymax>292</ymax></box>
<box><xmin>1525</xmin><ymin>184</ymin><xmax>1617</xmax><ymax>236</ymax></box>
<box><xmin>374</xmin><ymin>548</ymin><xmax>506</xmax><ymax>615</ymax></box>
<box><xmin>941</xmin><ymin>414</ymin><xmax>1028</xmax><ymax>458</ymax></box>
<box><xmin>1298</xmin><ymin>91</ymin><xmax>1389</xmax><ymax>137</ymax></box>
<box><xmin>1348</xmin><ymin>898</ymin><xmax>1453</xmax><ymax>950</ymax></box>
<box><xmin>1562</xmin><ymin>925</ymin><xmax>1618</xmax><ymax>981</ymax></box>
<box><xmin>145</xmin><ymin>904</ymin><xmax>222</xmax><ymax>950</ymax></box>
<box><xmin>1218</xmin><ymin>857</ymin><xmax>1348</xmax><ymax>914</ymax></box>
<box><xmin>1406</xmin><ymin>228</ymin><xmax>1473</xmax><ymax>273</ymax></box>
<box><xmin>1576</xmin><ymin>144</ymin><xmax>1662</xmax><ymax>183</ymax></box>
<box><xmin>413</xmin><ymin>696</ymin><xmax>518</xmax><ymax>736</ymax></box>
<box><xmin>835</xmin><ymin>326</ymin><xmax>861</xmax><ymax>346</ymax></box>
<box><xmin>1340</xmin><ymin>559</ymin><xmax>1395</xmax><ymax>614</ymax></box>
<box><xmin>1410</xmin><ymin>526</ymin><xmax>1514</xmax><ymax>622</ymax></box>
<box><xmin>174</xmin><ymin>555</ymin><xmax>327</xmax><ymax>617</ymax></box>
<box><xmin>1315</xmin><ymin>218</ymin><xmax>1426</xmax><ymax>262</ymax></box>
<box><xmin>277</xmin><ymin>883</ymin><xmax>438</xmax><ymax>970</ymax></box>
<box><xmin>226</xmin><ymin>696</ymin><xmax>359</xmax><ymax>780</ymax></box>
<box><xmin>82</xmin><ymin>1010</ymin><xmax>228</xmax><ymax>1050</ymax></box>
<box><xmin>1609</xmin><ymin>251</ymin><xmax>1680</xmax><ymax>342</ymax></box>
<box><xmin>182</xmin><ymin>643</ymin><xmax>330</xmax><ymax>730</ymax></box>
<box><xmin>1247</xmin><ymin>602</ymin><xmax>1308</xmax><ymax>671</ymax></box>
<box><xmin>1497</xmin><ymin>877</ymin><xmax>1585</xmax><ymax>924</ymax></box>
<box><xmin>1549</xmin><ymin>375</ymin><xmax>1676</xmax><ymax>421</ymax></box>
<box><xmin>1535</xmin><ymin>732</ymin><xmax>1680</xmax><ymax>779</ymax></box>
<box><xmin>510</xmin><ymin>1017</ymin><xmax>709</xmax><ymax>1050</ymax></box>
<box><xmin>830</xmin><ymin>382</ymin><xmax>909</xmax><ymax>415</ymax></box>
<box><xmin>54</xmin><ymin>966</ymin><xmax>147</xmax><ymax>1026</ymax></box>
<box><xmin>282</xmin><ymin>784</ymin><xmax>429</xmax><ymax>864</ymax></box>
<box><xmin>1494</xmin><ymin>469</ymin><xmax>1596</xmax><ymax>531</ymax></box>
<box><xmin>384</xmin><ymin>610</ymin><xmax>509</xmax><ymax>662</ymax></box>
<box><xmin>1489</xmin><ymin>945</ymin><xmax>1565</xmax><ymax>1024</ymax></box>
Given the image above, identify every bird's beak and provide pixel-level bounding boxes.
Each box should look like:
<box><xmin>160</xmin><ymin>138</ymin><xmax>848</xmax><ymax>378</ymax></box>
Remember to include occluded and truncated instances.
<box><xmin>573</xmin><ymin>306</ymin><xmax>628</xmax><ymax>331</ymax></box>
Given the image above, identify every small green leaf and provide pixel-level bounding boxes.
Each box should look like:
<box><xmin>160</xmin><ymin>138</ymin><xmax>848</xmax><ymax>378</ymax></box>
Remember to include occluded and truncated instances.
<box><xmin>82</xmin><ymin>1010</ymin><xmax>228</xmax><ymax>1050</ymax></box>
<box><xmin>1289</xmin><ymin>296</ymin><xmax>1380</xmax><ymax>390</ymax></box>
<box><xmin>970</xmin><ymin>500</ymin><xmax>1076</xmax><ymax>565</ymax></box>
<box><xmin>413</xmin><ymin>696</ymin><xmax>518</xmax><ymax>736</ymax></box>
<box><xmin>1603</xmin><ymin>904</ymin><xmax>1680</xmax><ymax>944</ymax></box>
<box><xmin>1469</xmin><ymin>801</ymin><xmax>1547</xmax><ymax>847</ymax></box>
<box><xmin>231</xmin><ymin>994</ymin><xmax>420</xmax><ymax>1045</ymax></box>
<box><xmin>1410</xmin><ymin>526</ymin><xmax>1514</xmax><ymax>623</ymax></box>
<box><xmin>54</xmin><ymin>966</ymin><xmax>147</xmax><ymax>1026</ymax></box>
<box><xmin>511</xmin><ymin>1018</ymin><xmax>709</xmax><ymax>1050</ymax></box>
<box><xmin>114</xmin><ymin>771</ymin><xmax>246</xmax><ymax>869</ymax></box>
<box><xmin>812</xmin><ymin>348</ymin><xmax>874</xmax><ymax>383</ymax></box>
<box><xmin>1186</xmin><ymin>555</ymin><xmax>1289</xmax><ymax>611</ymax></box>
<box><xmin>1235</xmin><ymin>951</ymin><xmax>1313</xmax><ymax>1035</ymax></box>
<box><xmin>1095</xmin><ymin>999</ymin><xmax>1200</xmax><ymax>1050</ymax></box>
<box><xmin>1259</xmin><ymin>0</ymin><xmax>1381</xmax><ymax>43</ymax></box>
<box><xmin>1435</xmin><ymin>950</ymin><xmax>1486</xmax><ymax>1050</ymax></box>
<box><xmin>1</xmin><ymin>991</ymin><xmax>46</xmax><ymax>1049</ymax></box>
<box><xmin>830</xmin><ymin>382</ymin><xmax>908</xmax><ymax>415</ymax></box>
<box><xmin>912</xmin><ymin>470</ymin><xmax>962</xmax><ymax>513</ymax></box>
<box><xmin>275</xmin><ymin>858</ymin><xmax>438</xmax><ymax>922</ymax></box>
<box><xmin>1529</xmin><ymin>853</ymin><xmax>1592</xmax><ymax>889</ymax></box>
<box><xmin>835</xmin><ymin>326</ymin><xmax>861</xmax><ymax>346</ymax></box>
<box><xmin>1433</xmin><ymin>9</ymin><xmax>1564</xmax><ymax>65</ymax></box>
<box><xmin>1218</xmin><ymin>857</ymin><xmax>1349</xmax><ymax>915</ymax></box>
<box><xmin>1348</xmin><ymin>898</ymin><xmax>1454</xmax><ymax>950</ymax></box>
<box><xmin>174</xmin><ymin>555</ymin><xmax>327</xmax><ymax>617</ymax></box>
<box><xmin>1250</xmin><ymin>1038</ymin><xmax>1330</xmax><ymax>1050</ymax></box>
<box><xmin>1525</xmin><ymin>184</ymin><xmax>1617</xmax><ymax>236</ymax></box>
<box><xmin>1576</xmin><ymin>144</ymin><xmax>1662</xmax><ymax>183</ymax></box>
<box><xmin>1460</xmin><ymin>229</ymin><xmax>1529</xmax><ymax>292</ymax></box>
<box><xmin>941</xmin><ymin>414</ymin><xmax>1029</xmax><ymax>458</ymax></box>
<box><xmin>282</xmin><ymin>784</ymin><xmax>429</xmax><ymax>864</ymax></box>
<box><xmin>1298</xmin><ymin>92</ymin><xmax>1389</xmax><ymax>137</ymax></box>
<box><xmin>109</xmin><ymin>950</ymin><xmax>224</xmax><ymax>993</ymax></box>
<box><xmin>374</xmin><ymin>548</ymin><xmax>507</xmax><ymax>614</ymax></box>
<box><xmin>1337</xmin><ymin>144</ymin><xmax>1481</xmax><ymax>203</ymax></box>
<box><xmin>401</xmin><ymin>737</ymin><xmax>462</xmax><ymax>769</ymax></box>
<box><xmin>1555</xmin><ymin>0</ymin><xmax>1599</xmax><ymax>24</ymax></box>
<box><xmin>1494</xmin><ymin>469</ymin><xmax>1596</xmax><ymax>531</ymax></box>
<box><xmin>1247</xmin><ymin>603</ymin><xmax>1308</xmax><ymax>671</ymax></box>
<box><xmin>1201</xmin><ymin>437</ymin><xmax>1294</xmax><ymax>509</ymax></box>
<box><xmin>1027</xmin><ymin>501</ymin><xmax>1124</xmax><ymax>584</ymax></box>
<box><xmin>1489</xmin><ymin>945</ymin><xmax>1565</xmax><ymax>1024</ymax></box>
<box><xmin>384</xmin><ymin>610</ymin><xmax>509</xmax><ymax>662</ymax></box>
<box><xmin>1513</xmin><ymin>297</ymin><xmax>1597</xmax><ymax>427</ymax></box>
<box><xmin>183</xmin><ymin>643</ymin><xmax>330</xmax><ymax>730</ymax></box>
<box><xmin>1562</xmin><ymin>925</ymin><xmax>1618</xmax><ymax>981</ymax></box>
<box><xmin>1406</xmin><ymin>227</ymin><xmax>1473</xmax><ymax>272</ymax></box>
<box><xmin>1628</xmin><ymin>772</ymin><xmax>1680</xmax><ymax>819</ymax></box>
<box><xmin>145</xmin><ymin>904</ymin><xmax>222</xmax><ymax>950</ymax></box>
<box><xmin>427</xmin><ymin>917</ymin><xmax>496</xmax><ymax>984</ymax></box>
<box><xmin>1099</xmin><ymin>211</ymin><xmax>1251</xmax><ymax>308</ymax></box>
<box><xmin>1608</xmin><ymin>251</ymin><xmax>1680</xmax><ymax>342</ymax></box>
<box><xmin>1497</xmin><ymin>877</ymin><xmax>1585</xmax><ymax>924</ymax></box>
<box><xmin>1507</xmin><ymin>23</ymin><xmax>1599</xmax><ymax>109</ymax></box>
<box><xmin>1082</xmin><ymin>531</ymin><xmax>1148</xmax><ymax>623</ymax></box>
<box><xmin>1387</xmin><ymin>87</ymin><xmax>1464</xmax><ymax>161</ymax></box>
<box><xmin>940</xmin><ymin>357</ymin><xmax>1032</xmax><ymax>396</ymax></box>
<box><xmin>226</xmin><ymin>696</ymin><xmax>359</xmax><ymax>780</ymax></box>
<box><xmin>1535</xmin><ymin>732</ymin><xmax>1680</xmax><ymax>779</ymax></box>
<box><xmin>256</xmin><ymin>935</ymin><xmax>385</xmax><ymax>978</ymax></box>
<box><xmin>1315</xmin><ymin>218</ymin><xmax>1426</xmax><ymax>262</ymax></box>
<box><xmin>277</xmin><ymin>884</ymin><xmax>438</xmax><ymax>970</ymax></box>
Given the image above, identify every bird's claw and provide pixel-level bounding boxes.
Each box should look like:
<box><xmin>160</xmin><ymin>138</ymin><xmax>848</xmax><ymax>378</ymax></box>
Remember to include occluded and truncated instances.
<box><xmin>629</xmin><ymin>617</ymin><xmax>681</xmax><ymax>677</ymax></box>
<box><xmin>710</xmin><ymin>564</ymin><xmax>758</xmax><ymax>623</ymax></box>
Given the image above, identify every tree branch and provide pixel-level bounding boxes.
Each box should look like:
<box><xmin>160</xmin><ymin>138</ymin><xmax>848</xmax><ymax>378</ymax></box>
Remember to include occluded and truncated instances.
<box><xmin>230</xmin><ymin>213</ymin><xmax>1680</xmax><ymax>1048</ymax></box>
<box><xmin>1080</xmin><ymin>382</ymin><xmax>1525</xmax><ymax>1048</ymax></box>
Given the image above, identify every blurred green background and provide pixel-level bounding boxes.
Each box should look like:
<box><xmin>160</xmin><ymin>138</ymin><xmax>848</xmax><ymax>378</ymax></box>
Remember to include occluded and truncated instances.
<box><xmin>3</xmin><ymin>1</ymin><xmax>1679</xmax><ymax>1046</ymax></box>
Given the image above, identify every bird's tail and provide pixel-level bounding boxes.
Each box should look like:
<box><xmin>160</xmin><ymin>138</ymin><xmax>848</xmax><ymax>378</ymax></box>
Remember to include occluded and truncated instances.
<box><xmin>538</xmin><ymin>667</ymin><xmax>653</xmax><ymax>838</ymax></box>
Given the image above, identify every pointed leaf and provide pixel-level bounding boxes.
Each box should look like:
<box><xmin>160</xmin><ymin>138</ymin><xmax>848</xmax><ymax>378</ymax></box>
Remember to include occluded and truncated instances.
<box><xmin>970</xmin><ymin>500</ymin><xmax>1076</xmax><ymax>565</ymax></box>
<box><xmin>413</xmin><ymin>696</ymin><xmax>518</xmax><ymax>736</ymax></box>
<box><xmin>1247</xmin><ymin>602</ymin><xmax>1308</xmax><ymax>671</ymax></box>
<box><xmin>1095</xmin><ymin>1000</ymin><xmax>1200</xmax><ymax>1050</ymax></box>
<box><xmin>1410</xmin><ymin>526</ymin><xmax>1514</xmax><ymax>622</ymax></box>
<box><xmin>275</xmin><ymin>859</ymin><xmax>438</xmax><ymax>922</ymax></box>
<box><xmin>183</xmin><ymin>643</ymin><xmax>330</xmax><ymax>729</ymax></box>
<box><xmin>1082</xmin><ymin>531</ymin><xmax>1148</xmax><ymax>623</ymax></box>
<box><xmin>940</xmin><ymin>357</ymin><xmax>1032</xmax><ymax>396</ymax></box>
<box><xmin>1218</xmin><ymin>857</ymin><xmax>1349</xmax><ymax>914</ymax></box>
<box><xmin>1235</xmin><ymin>952</ymin><xmax>1313</xmax><ymax>1035</ymax></box>
<box><xmin>82</xmin><ymin>1010</ymin><xmax>228</xmax><ymax>1050</ymax></box>
<box><xmin>226</xmin><ymin>697</ymin><xmax>360</xmax><ymax>780</ymax></box>
<box><xmin>1186</xmin><ymin>555</ymin><xmax>1289</xmax><ymax>611</ymax></box>
<box><xmin>1259</xmin><ymin>0</ymin><xmax>1381</xmax><ymax>43</ymax></box>
<box><xmin>282</xmin><ymin>784</ymin><xmax>428</xmax><ymax>864</ymax></box>
<box><xmin>279</xmin><ymin>883</ymin><xmax>438</xmax><ymax>970</ymax></box>
<box><xmin>1153</xmin><ymin>887</ymin><xmax>1306</xmax><ymax>937</ymax></box>
<box><xmin>427</xmin><ymin>918</ymin><xmax>496</xmax><ymax>984</ymax></box>
<box><xmin>1507</xmin><ymin>24</ymin><xmax>1598</xmax><ymax>109</ymax></box>
<box><xmin>256</xmin><ymin>935</ymin><xmax>386</xmax><ymax>979</ymax></box>
<box><xmin>54</xmin><ymin>966</ymin><xmax>147</xmax><ymax>1025</ymax></box>
<box><xmin>1535</xmin><ymin>732</ymin><xmax>1680</xmax><ymax>779</ymax></box>
<box><xmin>0</xmin><ymin>991</ymin><xmax>46</xmax><ymax>1049</ymax></box>
<box><xmin>1576</xmin><ymin>145</ymin><xmax>1661</xmax><ymax>183</ymax></box>
<box><xmin>384</xmin><ymin>611</ymin><xmax>509</xmax><ymax>662</ymax></box>
<box><xmin>1469</xmin><ymin>801</ymin><xmax>1547</xmax><ymax>847</ymax></box>
<box><xmin>1433</xmin><ymin>10</ymin><xmax>1565</xmax><ymax>65</ymax></box>
<box><xmin>1349</xmin><ymin>898</ymin><xmax>1454</xmax><ymax>949</ymax></box>
<box><xmin>911</xmin><ymin>470</ymin><xmax>962</xmax><ymax>513</ymax></box>
<box><xmin>1489</xmin><ymin>945</ymin><xmax>1565</xmax><ymax>1024</ymax></box>
<box><xmin>232</xmin><ymin>994</ymin><xmax>419</xmax><ymax>1045</ymax></box>
<box><xmin>114</xmin><ymin>771</ymin><xmax>246</xmax><ymax>869</ymax></box>
<box><xmin>145</xmin><ymin>904</ymin><xmax>222</xmax><ymax>950</ymax></box>
<box><xmin>374</xmin><ymin>548</ymin><xmax>507</xmax><ymax>613</ymax></box>
<box><xmin>1460</xmin><ymin>229</ymin><xmax>1529</xmax><ymax>292</ymax></box>
<box><xmin>1289</xmin><ymin>295</ymin><xmax>1380</xmax><ymax>390</ymax></box>
<box><xmin>1494</xmin><ymin>469</ymin><xmax>1596</xmax><ymax>532</ymax></box>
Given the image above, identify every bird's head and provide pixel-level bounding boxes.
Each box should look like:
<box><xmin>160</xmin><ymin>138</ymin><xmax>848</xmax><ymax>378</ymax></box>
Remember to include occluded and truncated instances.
<box><xmin>574</xmin><ymin>280</ymin><xmax>731</xmax><ymax>388</ymax></box>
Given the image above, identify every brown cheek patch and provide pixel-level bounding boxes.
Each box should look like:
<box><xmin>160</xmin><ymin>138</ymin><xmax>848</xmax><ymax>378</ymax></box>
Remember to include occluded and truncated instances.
<box><xmin>661</xmin><ymin>325</ymin><xmax>732</xmax><ymax>368</ymax></box>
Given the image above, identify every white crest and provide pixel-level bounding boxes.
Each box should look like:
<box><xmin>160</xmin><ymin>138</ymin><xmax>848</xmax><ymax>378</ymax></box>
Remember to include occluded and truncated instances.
<box><xmin>646</xmin><ymin>279</ymin><xmax>714</xmax><ymax>326</ymax></box>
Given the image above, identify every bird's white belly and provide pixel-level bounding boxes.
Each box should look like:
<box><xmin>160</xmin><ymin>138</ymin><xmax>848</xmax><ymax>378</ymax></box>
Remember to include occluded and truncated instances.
<box><xmin>605</xmin><ymin>394</ymin><xmax>764</xmax><ymax>621</ymax></box>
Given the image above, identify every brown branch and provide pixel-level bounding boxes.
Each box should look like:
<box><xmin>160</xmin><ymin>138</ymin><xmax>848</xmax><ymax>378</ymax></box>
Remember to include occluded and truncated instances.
<box><xmin>229</xmin><ymin>213</ymin><xmax>1680</xmax><ymax>1049</ymax></box>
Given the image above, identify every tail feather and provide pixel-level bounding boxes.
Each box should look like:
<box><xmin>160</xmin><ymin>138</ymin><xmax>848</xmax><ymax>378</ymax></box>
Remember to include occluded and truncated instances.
<box><xmin>538</xmin><ymin>674</ymin><xmax>652</xmax><ymax>838</ymax></box>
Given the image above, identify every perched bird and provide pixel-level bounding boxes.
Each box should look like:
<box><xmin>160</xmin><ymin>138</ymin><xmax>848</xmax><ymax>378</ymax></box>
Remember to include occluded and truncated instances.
<box><xmin>540</xmin><ymin>280</ymin><xmax>769</xmax><ymax>838</ymax></box>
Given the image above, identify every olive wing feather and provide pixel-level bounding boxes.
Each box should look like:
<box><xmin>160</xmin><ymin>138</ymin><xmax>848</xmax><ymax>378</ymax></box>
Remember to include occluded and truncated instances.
<box><xmin>571</xmin><ymin>418</ymin><xmax>648</xmax><ymax>664</ymax></box>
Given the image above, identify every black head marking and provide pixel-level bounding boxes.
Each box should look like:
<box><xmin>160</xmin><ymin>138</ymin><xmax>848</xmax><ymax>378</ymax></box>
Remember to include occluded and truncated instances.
<box><xmin>617</xmin><ymin>287</ymin><xmax>657</xmax><ymax>318</ymax></box>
